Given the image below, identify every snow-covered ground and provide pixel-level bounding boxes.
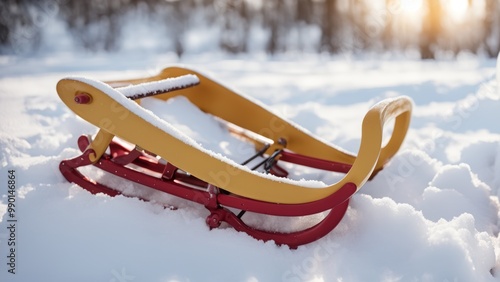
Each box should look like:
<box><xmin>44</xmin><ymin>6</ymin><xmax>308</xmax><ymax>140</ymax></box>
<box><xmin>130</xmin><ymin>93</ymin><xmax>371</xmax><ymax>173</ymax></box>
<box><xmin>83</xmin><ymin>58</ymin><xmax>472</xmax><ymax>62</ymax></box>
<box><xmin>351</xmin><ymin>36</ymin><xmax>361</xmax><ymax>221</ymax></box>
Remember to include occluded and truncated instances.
<box><xmin>1</xmin><ymin>52</ymin><xmax>500</xmax><ymax>282</ymax></box>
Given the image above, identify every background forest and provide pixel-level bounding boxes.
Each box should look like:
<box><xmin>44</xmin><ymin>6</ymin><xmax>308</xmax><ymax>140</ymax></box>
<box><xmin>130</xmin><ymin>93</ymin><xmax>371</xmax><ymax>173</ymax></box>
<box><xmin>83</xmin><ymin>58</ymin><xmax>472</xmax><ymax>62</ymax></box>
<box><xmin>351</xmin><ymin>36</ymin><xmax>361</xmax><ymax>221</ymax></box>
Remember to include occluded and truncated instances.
<box><xmin>1</xmin><ymin>0</ymin><xmax>499</xmax><ymax>59</ymax></box>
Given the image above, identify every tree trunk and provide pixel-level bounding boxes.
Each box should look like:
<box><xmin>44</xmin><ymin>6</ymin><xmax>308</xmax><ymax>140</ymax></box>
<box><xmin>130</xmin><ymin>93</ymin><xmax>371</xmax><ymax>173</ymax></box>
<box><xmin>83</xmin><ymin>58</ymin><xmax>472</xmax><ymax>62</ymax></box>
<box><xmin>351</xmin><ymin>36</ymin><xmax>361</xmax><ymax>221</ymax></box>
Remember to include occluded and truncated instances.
<box><xmin>320</xmin><ymin>0</ymin><xmax>340</xmax><ymax>53</ymax></box>
<box><xmin>420</xmin><ymin>0</ymin><xmax>442</xmax><ymax>59</ymax></box>
<box><xmin>484</xmin><ymin>0</ymin><xmax>500</xmax><ymax>57</ymax></box>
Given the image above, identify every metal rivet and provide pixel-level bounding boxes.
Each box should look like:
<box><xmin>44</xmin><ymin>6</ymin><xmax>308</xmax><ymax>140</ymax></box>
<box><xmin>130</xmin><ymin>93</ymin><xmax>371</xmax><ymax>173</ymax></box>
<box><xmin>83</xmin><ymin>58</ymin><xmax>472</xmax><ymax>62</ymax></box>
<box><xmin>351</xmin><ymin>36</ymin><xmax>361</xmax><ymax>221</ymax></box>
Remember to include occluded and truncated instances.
<box><xmin>74</xmin><ymin>92</ymin><xmax>92</xmax><ymax>104</ymax></box>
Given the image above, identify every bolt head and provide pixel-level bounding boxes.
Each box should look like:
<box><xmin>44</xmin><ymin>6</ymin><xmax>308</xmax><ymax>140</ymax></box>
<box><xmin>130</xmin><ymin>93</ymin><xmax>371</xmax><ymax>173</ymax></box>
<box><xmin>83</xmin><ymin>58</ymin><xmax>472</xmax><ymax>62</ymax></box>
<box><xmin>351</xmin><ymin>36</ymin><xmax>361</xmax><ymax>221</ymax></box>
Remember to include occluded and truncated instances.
<box><xmin>74</xmin><ymin>92</ymin><xmax>92</xmax><ymax>104</ymax></box>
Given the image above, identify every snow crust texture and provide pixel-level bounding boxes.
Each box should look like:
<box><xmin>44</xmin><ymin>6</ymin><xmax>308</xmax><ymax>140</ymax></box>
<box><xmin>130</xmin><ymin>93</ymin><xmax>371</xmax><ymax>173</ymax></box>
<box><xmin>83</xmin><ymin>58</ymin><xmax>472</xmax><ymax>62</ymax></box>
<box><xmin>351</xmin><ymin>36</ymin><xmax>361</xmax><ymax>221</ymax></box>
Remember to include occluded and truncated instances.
<box><xmin>1</xmin><ymin>55</ymin><xmax>500</xmax><ymax>282</ymax></box>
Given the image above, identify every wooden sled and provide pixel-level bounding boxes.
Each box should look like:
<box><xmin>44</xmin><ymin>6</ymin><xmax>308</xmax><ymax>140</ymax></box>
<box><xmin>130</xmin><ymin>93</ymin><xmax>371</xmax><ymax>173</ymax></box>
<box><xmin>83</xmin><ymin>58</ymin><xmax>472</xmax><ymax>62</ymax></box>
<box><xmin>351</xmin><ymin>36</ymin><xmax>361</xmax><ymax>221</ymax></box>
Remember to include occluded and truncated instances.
<box><xmin>57</xmin><ymin>66</ymin><xmax>412</xmax><ymax>248</ymax></box>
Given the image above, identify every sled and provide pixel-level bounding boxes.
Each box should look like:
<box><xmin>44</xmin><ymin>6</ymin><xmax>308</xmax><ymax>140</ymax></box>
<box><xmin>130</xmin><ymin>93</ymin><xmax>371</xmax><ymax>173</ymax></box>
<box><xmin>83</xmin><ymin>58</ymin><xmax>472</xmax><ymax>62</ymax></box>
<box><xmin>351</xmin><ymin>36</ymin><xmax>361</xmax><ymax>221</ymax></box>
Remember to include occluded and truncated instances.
<box><xmin>57</xmin><ymin>66</ymin><xmax>412</xmax><ymax>248</ymax></box>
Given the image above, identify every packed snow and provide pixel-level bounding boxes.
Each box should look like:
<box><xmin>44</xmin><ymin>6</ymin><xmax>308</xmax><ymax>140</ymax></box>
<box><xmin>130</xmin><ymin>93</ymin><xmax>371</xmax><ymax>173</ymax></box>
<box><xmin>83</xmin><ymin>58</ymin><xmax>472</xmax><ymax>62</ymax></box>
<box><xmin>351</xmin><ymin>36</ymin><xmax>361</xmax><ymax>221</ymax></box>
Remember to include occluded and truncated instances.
<box><xmin>1</xmin><ymin>52</ymin><xmax>500</xmax><ymax>282</ymax></box>
<box><xmin>115</xmin><ymin>74</ymin><xmax>200</xmax><ymax>98</ymax></box>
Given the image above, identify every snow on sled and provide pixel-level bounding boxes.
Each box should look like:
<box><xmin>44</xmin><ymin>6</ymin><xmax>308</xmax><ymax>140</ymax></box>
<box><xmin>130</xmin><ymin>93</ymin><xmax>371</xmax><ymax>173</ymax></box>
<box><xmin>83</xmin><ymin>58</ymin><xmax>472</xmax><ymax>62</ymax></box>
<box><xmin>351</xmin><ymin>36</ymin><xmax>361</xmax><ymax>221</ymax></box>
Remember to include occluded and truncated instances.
<box><xmin>57</xmin><ymin>66</ymin><xmax>412</xmax><ymax>248</ymax></box>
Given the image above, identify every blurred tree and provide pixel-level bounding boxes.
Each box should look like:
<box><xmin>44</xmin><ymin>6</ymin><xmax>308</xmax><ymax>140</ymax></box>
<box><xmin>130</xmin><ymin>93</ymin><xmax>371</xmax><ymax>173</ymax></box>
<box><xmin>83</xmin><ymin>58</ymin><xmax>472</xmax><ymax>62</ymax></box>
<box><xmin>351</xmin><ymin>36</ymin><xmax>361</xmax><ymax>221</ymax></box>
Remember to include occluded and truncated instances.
<box><xmin>263</xmin><ymin>0</ymin><xmax>292</xmax><ymax>54</ymax></box>
<box><xmin>164</xmin><ymin>0</ymin><xmax>191</xmax><ymax>57</ymax></box>
<box><xmin>1</xmin><ymin>0</ymin><xmax>499</xmax><ymax>58</ymax></box>
<box><xmin>296</xmin><ymin>0</ymin><xmax>313</xmax><ymax>24</ymax></box>
<box><xmin>382</xmin><ymin>0</ymin><xmax>398</xmax><ymax>50</ymax></box>
<box><xmin>319</xmin><ymin>0</ymin><xmax>341</xmax><ymax>53</ymax></box>
<box><xmin>0</xmin><ymin>0</ymin><xmax>44</xmax><ymax>54</ymax></box>
<box><xmin>484</xmin><ymin>0</ymin><xmax>500</xmax><ymax>57</ymax></box>
<box><xmin>295</xmin><ymin>0</ymin><xmax>314</xmax><ymax>51</ymax></box>
<box><xmin>219</xmin><ymin>0</ymin><xmax>250</xmax><ymax>53</ymax></box>
<box><xmin>355</xmin><ymin>0</ymin><xmax>388</xmax><ymax>52</ymax></box>
<box><xmin>350</xmin><ymin>0</ymin><xmax>372</xmax><ymax>51</ymax></box>
<box><xmin>420</xmin><ymin>0</ymin><xmax>442</xmax><ymax>59</ymax></box>
<box><xmin>60</xmin><ymin>0</ymin><xmax>127</xmax><ymax>52</ymax></box>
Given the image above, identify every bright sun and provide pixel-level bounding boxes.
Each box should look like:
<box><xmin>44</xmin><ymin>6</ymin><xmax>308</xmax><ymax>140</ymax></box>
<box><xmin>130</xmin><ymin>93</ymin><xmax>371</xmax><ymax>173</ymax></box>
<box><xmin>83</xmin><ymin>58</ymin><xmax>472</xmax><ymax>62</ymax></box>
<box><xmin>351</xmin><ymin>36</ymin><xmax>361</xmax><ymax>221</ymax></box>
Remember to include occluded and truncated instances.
<box><xmin>399</xmin><ymin>0</ymin><xmax>470</xmax><ymax>21</ymax></box>
<box><xmin>400</xmin><ymin>0</ymin><xmax>423</xmax><ymax>14</ymax></box>
<box><xmin>444</xmin><ymin>0</ymin><xmax>469</xmax><ymax>21</ymax></box>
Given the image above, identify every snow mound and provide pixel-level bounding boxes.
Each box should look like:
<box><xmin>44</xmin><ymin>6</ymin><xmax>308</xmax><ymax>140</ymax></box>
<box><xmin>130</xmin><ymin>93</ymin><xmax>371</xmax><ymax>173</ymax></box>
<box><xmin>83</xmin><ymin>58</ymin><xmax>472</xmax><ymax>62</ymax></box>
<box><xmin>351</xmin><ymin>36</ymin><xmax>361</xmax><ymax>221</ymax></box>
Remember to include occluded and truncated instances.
<box><xmin>422</xmin><ymin>164</ymin><xmax>497</xmax><ymax>234</ymax></box>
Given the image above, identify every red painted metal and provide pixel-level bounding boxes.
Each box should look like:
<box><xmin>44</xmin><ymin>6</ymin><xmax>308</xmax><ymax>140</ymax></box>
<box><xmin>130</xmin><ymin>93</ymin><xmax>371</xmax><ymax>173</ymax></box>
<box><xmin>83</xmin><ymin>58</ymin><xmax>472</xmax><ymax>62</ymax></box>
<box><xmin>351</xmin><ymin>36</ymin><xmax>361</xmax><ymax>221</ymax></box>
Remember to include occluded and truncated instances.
<box><xmin>222</xmin><ymin>200</ymin><xmax>350</xmax><ymax>248</ymax></box>
<box><xmin>280</xmin><ymin>150</ymin><xmax>352</xmax><ymax>173</ymax></box>
<box><xmin>59</xmin><ymin>149</ymin><xmax>120</xmax><ymax>196</ymax></box>
<box><xmin>161</xmin><ymin>162</ymin><xmax>178</xmax><ymax>180</ymax></box>
<box><xmin>74</xmin><ymin>92</ymin><xmax>92</xmax><ymax>104</ymax></box>
<box><xmin>218</xmin><ymin>183</ymin><xmax>355</xmax><ymax>216</ymax></box>
<box><xmin>59</xmin><ymin>135</ymin><xmax>357</xmax><ymax>247</ymax></box>
<box><xmin>269</xmin><ymin>163</ymin><xmax>289</xmax><ymax>177</ymax></box>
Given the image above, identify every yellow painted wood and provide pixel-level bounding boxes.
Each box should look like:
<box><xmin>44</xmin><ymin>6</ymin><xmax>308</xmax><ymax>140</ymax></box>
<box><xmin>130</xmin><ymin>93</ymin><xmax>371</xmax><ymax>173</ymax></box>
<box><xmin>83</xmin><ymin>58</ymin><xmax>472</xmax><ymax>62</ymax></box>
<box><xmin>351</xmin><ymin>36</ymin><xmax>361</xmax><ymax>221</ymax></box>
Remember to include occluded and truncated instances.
<box><xmin>57</xmin><ymin>67</ymin><xmax>412</xmax><ymax>204</ymax></box>
<box><xmin>87</xmin><ymin>129</ymin><xmax>114</xmax><ymax>163</ymax></box>
<box><xmin>107</xmin><ymin>67</ymin><xmax>358</xmax><ymax>163</ymax></box>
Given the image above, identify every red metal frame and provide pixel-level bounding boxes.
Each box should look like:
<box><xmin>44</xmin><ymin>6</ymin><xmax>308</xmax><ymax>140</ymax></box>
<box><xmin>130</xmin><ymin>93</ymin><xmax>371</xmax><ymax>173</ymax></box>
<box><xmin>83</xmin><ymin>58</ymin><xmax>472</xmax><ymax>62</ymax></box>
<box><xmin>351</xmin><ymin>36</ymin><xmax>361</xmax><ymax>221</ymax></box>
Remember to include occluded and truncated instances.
<box><xmin>59</xmin><ymin>135</ymin><xmax>356</xmax><ymax>248</ymax></box>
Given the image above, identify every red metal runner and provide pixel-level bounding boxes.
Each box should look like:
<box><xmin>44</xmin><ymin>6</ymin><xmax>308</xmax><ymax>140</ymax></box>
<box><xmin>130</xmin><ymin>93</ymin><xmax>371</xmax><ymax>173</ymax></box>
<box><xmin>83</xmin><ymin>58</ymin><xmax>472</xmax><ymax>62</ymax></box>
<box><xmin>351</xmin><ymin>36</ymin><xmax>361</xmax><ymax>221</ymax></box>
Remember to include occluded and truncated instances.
<box><xmin>59</xmin><ymin>135</ymin><xmax>356</xmax><ymax>248</ymax></box>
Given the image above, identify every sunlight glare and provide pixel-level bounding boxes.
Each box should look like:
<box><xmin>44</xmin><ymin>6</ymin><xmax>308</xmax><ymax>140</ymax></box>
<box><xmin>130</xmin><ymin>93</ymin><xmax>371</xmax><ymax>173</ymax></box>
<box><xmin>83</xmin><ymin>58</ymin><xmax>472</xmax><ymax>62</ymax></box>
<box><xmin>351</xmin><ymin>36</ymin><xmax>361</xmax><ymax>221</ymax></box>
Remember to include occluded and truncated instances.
<box><xmin>400</xmin><ymin>0</ymin><xmax>424</xmax><ymax>14</ymax></box>
<box><xmin>443</xmin><ymin>0</ymin><xmax>469</xmax><ymax>21</ymax></box>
